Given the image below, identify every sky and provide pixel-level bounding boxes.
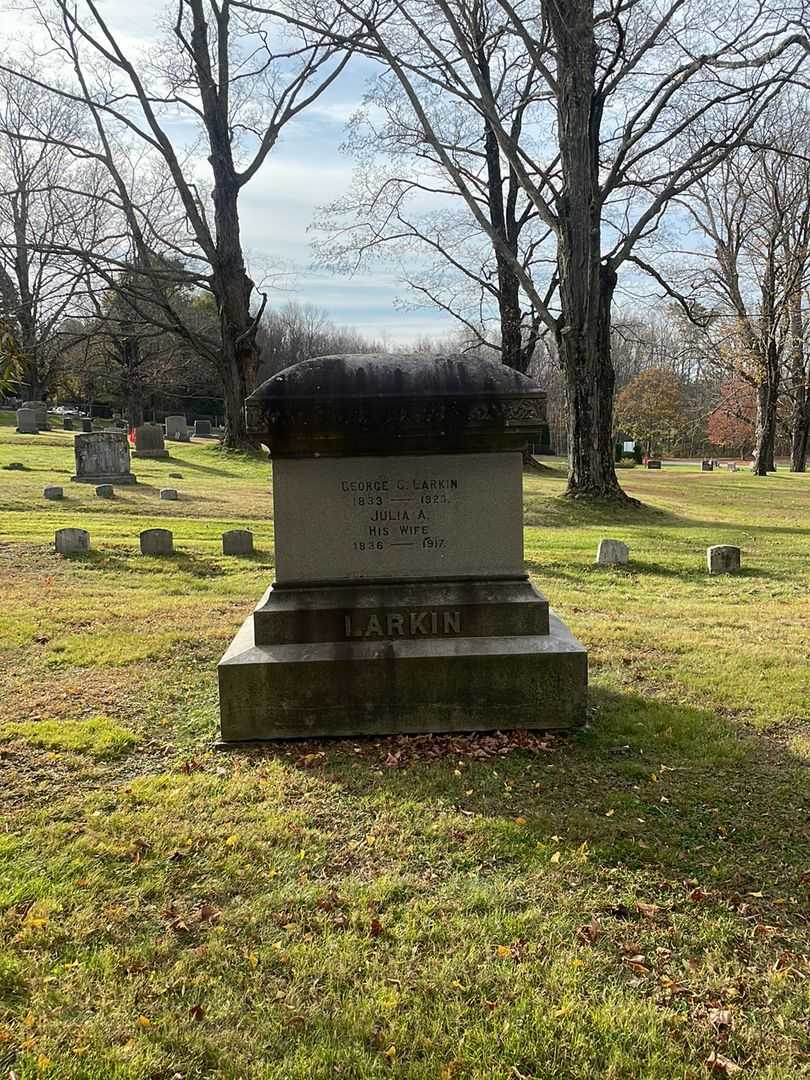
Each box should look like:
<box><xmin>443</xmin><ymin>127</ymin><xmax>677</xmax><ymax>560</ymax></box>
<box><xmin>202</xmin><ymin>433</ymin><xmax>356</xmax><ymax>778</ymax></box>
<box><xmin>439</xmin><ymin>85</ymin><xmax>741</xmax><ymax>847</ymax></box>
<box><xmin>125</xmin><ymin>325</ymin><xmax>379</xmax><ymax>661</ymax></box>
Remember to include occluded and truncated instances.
<box><xmin>4</xmin><ymin>0</ymin><xmax>457</xmax><ymax>345</ymax></box>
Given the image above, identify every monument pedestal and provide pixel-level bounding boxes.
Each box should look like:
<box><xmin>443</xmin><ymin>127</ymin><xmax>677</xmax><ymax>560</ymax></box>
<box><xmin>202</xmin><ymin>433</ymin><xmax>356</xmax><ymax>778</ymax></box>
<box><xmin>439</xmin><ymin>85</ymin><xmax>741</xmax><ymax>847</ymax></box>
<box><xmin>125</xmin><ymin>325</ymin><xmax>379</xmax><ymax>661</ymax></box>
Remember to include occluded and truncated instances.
<box><xmin>217</xmin><ymin>354</ymin><xmax>588</xmax><ymax>741</ymax></box>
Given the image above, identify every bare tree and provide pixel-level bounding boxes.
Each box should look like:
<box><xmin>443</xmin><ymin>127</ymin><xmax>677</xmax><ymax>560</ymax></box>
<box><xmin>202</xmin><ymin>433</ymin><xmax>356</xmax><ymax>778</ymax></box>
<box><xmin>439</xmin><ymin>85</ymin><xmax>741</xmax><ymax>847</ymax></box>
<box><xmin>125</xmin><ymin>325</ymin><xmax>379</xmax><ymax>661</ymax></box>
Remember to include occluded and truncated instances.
<box><xmin>3</xmin><ymin>0</ymin><xmax>357</xmax><ymax>445</ymax></box>
<box><xmin>252</xmin><ymin>0</ymin><xmax>810</xmax><ymax>498</ymax></box>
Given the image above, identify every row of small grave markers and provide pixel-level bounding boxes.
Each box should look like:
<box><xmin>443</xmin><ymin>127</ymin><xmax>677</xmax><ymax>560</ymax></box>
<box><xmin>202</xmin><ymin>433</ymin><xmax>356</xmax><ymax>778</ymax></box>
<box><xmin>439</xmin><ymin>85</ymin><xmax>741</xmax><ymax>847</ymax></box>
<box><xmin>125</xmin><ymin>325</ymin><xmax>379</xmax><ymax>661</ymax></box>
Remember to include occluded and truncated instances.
<box><xmin>596</xmin><ymin>537</ymin><xmax>741</xmax><ymax>574</ymax></box>
<box><xmin>54</xmin><ymin>527</ymin><xmax>254</xmax><ymax>557</ymax></box>
<box><xmin>43</xmin><ymin>485</ymin><xmax>179</xmax><ymax>501</ymax></box>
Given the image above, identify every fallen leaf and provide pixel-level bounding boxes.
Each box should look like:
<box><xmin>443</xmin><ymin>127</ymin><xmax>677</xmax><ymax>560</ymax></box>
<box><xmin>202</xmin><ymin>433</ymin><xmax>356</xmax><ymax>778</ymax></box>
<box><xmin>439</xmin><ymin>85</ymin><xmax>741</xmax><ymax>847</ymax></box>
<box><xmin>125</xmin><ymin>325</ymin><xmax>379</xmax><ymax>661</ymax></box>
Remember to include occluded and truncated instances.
<box><xmin>382</xmin><ymin>1045</ymin><xmax>396</xmax><ymax>1059</ymax></box>
<box><xmin>370</xmin><ymin>918</ymin><xmax>383</xmax><ymax>938</ymax></box>
<box><xmin>496</xmin><ymin>944</ymin><xmax>512</xmax><ymax>958</ymax></box>
<box><xmin>514</xmin><ymin>817</ymin><xmax>528</xmax><ymax>825</ymax></box>
<box><xmin>706</xmin><ymin>1051</ymin><xmax>741</xmax><ymax>1075</ymax></box>
<box><xmin>225</xmin><ymin>834</ymin><xmax>240</xmax><ymax>847</ymax></box>
<box><xmin>137</xmin><ymin>1016</ymin><xmax>151</xmax><ymax>1028</ymax></box>
<box><xmin>577</xmin><ymin>918</ymin><xmax>601</xmax><ymax>944</ymax></box>
<box><xmin>708</xmin><ymin>1008</ymin><xmax>732</xmax><ymax>1032</ymax></box>
<box><xmin>189</xmin><ymin>1004</ymin><xmax>204</xmax><ymax>1022</ymax></box>
<box><xmin>550</xmin><ymin>851</ymin><xmax>561</xmax><ymax>864</ymax></box>
<box><xmin>36</xmin><ymin>1056</ymin><xmax>51</xmax><ymax>1071</ymax></box>
<box><xmin>636</xmin><ymin>902</ymin><xmax>660</xmax><ymax>919</ymax></box>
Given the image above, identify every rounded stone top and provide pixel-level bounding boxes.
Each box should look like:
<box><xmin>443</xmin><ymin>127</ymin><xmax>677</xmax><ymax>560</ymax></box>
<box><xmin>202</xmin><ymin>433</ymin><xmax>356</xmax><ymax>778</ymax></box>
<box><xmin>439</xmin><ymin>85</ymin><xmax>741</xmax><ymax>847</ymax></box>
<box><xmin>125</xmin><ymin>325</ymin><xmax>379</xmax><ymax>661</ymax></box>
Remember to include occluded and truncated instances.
<box><xmin>250</xmin><ymin>353</ymin><xmax>542</xmax><ymax>402</ymax></box>
<box><xmin>246</xmin><ymin>353</ymin><xmax>547</xmax><ymax>457</ymax></box>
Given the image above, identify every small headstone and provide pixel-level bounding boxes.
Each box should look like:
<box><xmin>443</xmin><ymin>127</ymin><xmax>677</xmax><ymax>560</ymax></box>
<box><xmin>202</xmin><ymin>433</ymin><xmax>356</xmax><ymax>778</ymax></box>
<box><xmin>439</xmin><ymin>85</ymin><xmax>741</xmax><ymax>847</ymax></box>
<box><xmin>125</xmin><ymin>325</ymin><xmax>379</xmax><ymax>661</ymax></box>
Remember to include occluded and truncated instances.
<box><xmin>55</xmin><ymin>527</ymin><xmax>89</xmax><ymax>555</ymax></box>
<box><xmin>165</xmin><ymin>415</ymin><xmax>190</xmax><ymax>441</ymax></box>
<box><xmin>727</xmin><ymin>463</ymin><xmax>738</xmax><ymax>473</ymax></box>
<box><xmin>114</xmin><ymin>419</ymin><xmax>128</xmax><ymax>430</ymax></box>
<box><xmin>15</xmin><ymin>408</ymin><xmax>39</xmax><ymax>434</ymax></box>
<box><xmin>43</xmin><ymin>486</ymin><xmax>63</xmax><ymax>500</ymax></box>
<box><xmin>133</xmin><ymin>423</ymin><xmax>170</xmax><ymax>459</ymax></box>
<box><xmin>222</xmin><ymin>529</ymin><xmax>254</xmax><ymax>555</ymax></box>
<box><xmin>72</xmin><ymin>431</ymin><xmax>136</xmax><ymax>485</ymax></box>
<box><xmin>701</xmin><ymin>460</ymin><xmax>713</xmax><ymax>471</ymax></box>
<box><xmin>81</xmin><ymin>418</ymin><xmax>93</xmax><ymax>433</ymax></box>
<box><xmin>707</xmin><ymin>545</ymin><xmax>741</xmax><ymax>575</ymax></box>
<box><xmin>160</xmin><ymin>488</ymin><xmax>178</xmax><ymax>501</ymax></box>
<box><xmin>168</xmin><ymin>472</ymin><xmax>183</xmax><ymax>479</ymax></box>
<box><xmin>96</xmin><ymin>484</ymin><xmax>115</xmax><ymax>498</ymax></box>
<box><xmin>596</xmin><ymin>539</ymin><xmax>629</xmax><ymax>566</ymax></box>
<box><xmin>646</xmin><ymin>459</ymin><xmax>662</xmax><ymax>469</ymax></box>
<box><xmin>63</xmin><ymin>417</ymin><xmax>74</xmax><ymax>431</ymax></box>
<box><xmin>140</xmin><ymin>528</ymin><xmax>174</xmax><ymax>556</ymax></box>
<box><xmin>22</xmin><ymin>400</ymin><xmax>48</xmax><ymax>429</ymax></box>
<box><xmin>194</xmin><ymin>419</ymin><xmax>212</xmax><ymax>437</ymax></box>
<box><xmin>3</xmin><ymin>462</ymin><xmax>26</xmax><ymax>471</ymax></box>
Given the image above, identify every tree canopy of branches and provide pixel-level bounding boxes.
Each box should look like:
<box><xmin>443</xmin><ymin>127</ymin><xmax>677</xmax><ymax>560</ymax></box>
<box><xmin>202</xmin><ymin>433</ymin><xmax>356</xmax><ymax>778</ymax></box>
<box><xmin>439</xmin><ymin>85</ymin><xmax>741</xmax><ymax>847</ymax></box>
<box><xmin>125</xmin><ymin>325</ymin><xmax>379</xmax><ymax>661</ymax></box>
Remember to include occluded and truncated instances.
<box><xmin>615</xmin><ymin>367</ymin><xmax>686</xmax><ymax>457</ymax></box>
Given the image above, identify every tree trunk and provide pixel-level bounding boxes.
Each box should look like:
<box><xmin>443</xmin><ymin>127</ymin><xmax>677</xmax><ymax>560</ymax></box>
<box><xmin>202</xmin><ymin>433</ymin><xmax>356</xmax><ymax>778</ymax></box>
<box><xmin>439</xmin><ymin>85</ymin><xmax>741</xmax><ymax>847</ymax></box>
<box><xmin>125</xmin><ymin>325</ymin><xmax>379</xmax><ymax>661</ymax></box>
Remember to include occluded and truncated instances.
<box><xmin>547</xmin><ymin>0</ymin><xmax>629</xmax><ymax>502</ymax></box>
<box><xmin>789</xmin><ymin>292</ymin><xmax>808</xmax><ymax>471</ymax></box>
<box><xmin>752</xmin><ymin>343</ymin><xmax>779</xmax><ymax>474</ymax></box>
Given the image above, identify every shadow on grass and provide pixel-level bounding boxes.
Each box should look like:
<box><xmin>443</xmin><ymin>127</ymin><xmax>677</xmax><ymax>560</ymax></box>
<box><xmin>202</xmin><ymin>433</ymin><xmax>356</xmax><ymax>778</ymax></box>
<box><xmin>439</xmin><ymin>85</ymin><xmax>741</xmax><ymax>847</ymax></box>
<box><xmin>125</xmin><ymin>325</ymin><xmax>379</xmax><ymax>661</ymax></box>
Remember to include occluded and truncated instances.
<box><xmin>222</xmin><ymin>686</ymin><xmax>809</xmax><ymax>908</ymax></box>
<box><xmin>528</xmin><ymin>559</ymin><xmax>784</xmax><ymax>583</ymax></box>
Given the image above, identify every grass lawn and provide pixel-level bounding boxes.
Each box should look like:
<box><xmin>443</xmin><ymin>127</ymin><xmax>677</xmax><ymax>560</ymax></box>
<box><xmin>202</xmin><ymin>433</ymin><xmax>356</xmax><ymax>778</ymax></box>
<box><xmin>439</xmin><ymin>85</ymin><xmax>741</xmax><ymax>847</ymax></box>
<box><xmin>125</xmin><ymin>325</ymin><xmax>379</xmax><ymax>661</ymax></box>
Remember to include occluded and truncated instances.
<box><xmin>1</xmin><ymin>416</ymin><xmax>808</xmax><ymax>1080</ymax></box>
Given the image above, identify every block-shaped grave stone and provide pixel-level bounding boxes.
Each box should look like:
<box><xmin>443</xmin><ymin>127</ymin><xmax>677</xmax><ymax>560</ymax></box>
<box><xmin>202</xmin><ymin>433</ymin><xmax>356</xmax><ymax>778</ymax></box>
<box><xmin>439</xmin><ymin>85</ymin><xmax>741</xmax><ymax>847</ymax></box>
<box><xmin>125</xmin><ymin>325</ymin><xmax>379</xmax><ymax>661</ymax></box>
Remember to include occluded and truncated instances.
<box><xmin>218</xmin><ymin>353</ymin><xmax>588</xmax><ymax>741</ymax></box>
<box><xmin>63</xmin><ymin>417</ymin><xmax>74</xmax><ymax>431</ymax></box>
<box><xmin>727</xmin><ymin>463</ymin><xmax>738</xmax><ymax>472</ymax></box>
<box><xmin>596</xmin><ymin>539</ymin><xmax>629</xmax><ymax>566</ymax></box>
<box><xmin>16</xmin><ymin>409</ymin><xmax>39</xmax><ymax>434</ymax></box>
<box><xmin>43</xmin><ymin>486</ymin><xmax>63</xmax><ymax>500</ymax></box>
<box><xmin>194</xmin><ymin>419</ymin><xmax>212</xmax><ymax>437</ymax></box>
<box><xmin>646</xmin><ymin>459</ymin><xmax>662</xmax><ymax>469</ymax></box>
<box><xmin>22</xmin><ymin>401</ymin><xmax>48</xmax><ymax>429</ymax></box>
<box><xmin>96</xmin><ymin>484</ymin><xmax>115</xmax><ymax>498</ymax></box>
<box><xmin>72</xmin><ymin>431</ymin><xmax>136</xmax><ymax>485</ymax></box>
<box><xmin>133</xmin><ymin>423</ymin><xmax>169</xmax><ymax>459</ymax></box>
<box><xmin>707</xmin><ymin>545</ymin><xmax>741</xmax><ymax>575</ymax></box>
<box><xmin>81</xmin><ymin>418</ymin><xmax>93</xmax><ymax>433</ymax></box>
<box><xmin>160</xmin><ymin>488</ymin><xmax>178</xmax><ymax>501</ymax></box>
<box><xmin>701</xmin><ymin>460</ymin><xmax>714</xmax><ymax>471</ymax></box>
<box><xmin>222</xmin><ymin>529</ymin><xmax>254</xmax><ymax>555</ymax></box>
<box><xmin>140</xmin><ymin>528</ymin><xmax>173</xmax><ymax>555</ymax></box>
<box><xmin>55</xmin><ymin>527</ymin><xmax>89</xmax><ymax>554</ymax></box>
<box><xmin>165</xmin><ymin>415</ymin><xmax>190</xmax><ymax>441</ymax></box>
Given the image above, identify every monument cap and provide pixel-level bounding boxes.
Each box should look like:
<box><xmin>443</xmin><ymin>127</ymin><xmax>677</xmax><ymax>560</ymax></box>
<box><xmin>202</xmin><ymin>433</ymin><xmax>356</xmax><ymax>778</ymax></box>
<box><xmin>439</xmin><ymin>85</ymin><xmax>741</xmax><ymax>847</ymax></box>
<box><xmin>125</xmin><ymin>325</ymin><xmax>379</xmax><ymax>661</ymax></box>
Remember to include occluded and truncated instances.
<box><xmin>246</xmin><ymin>353</ymin><xmax>547</xmax><ymax>456</ymax></box>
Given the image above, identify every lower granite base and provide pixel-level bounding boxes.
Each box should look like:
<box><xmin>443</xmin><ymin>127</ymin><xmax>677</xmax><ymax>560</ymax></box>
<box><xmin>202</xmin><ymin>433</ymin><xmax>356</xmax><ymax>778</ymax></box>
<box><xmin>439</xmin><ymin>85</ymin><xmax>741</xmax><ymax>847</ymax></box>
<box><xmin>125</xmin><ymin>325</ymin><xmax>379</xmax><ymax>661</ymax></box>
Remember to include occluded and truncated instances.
<box><xmin>217</xmin><ymin>611</ymin><xmax>587</xmax><ymax>741</ymax></box>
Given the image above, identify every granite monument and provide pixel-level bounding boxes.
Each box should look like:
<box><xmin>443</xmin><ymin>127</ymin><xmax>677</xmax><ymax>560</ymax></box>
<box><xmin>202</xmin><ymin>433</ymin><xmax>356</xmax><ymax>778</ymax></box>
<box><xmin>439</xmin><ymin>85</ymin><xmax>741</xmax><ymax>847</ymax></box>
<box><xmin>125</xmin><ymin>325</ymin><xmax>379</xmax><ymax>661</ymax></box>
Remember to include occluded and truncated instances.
<box><xmin>72</xmin><ymin>431</ymin><xmax>136</xmax><ymax>485</ymax></box>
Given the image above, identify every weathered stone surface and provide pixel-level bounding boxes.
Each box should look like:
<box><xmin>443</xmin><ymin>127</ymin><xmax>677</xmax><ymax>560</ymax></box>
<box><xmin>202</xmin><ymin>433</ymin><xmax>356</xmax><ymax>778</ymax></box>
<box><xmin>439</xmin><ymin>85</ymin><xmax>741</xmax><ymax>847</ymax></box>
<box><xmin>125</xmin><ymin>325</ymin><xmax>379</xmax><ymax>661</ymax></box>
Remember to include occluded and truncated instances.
<box><xmin>22</xmin><ymin>401</ymin><xmax>48</xmax><ymax>429</ymax></box>
<box><xmin>646</xmin><ymin>459</ymin><xmax>662</xmax><ymax>469</ymax></box>
<box><xmin>194</xmin><ymin>419</ymin><xmax>212</xmax><ymax>437</ymax></box>
<box><xmin>272</xmin><ymin>452</ymin><xmax>523</xmax><ymax>585</ymax></box>
<box><xmin>222</xmin><ymin>529</ymin><xmax>254</xmax><ymax>555</ymax></box>
<box><xmin>43</xmin><ymin>486</ymin><xmax>63</xmax><ymax>500</ymax></box>
<box><xmin>727</xmin><ymin>463</ymin><xmax>738</xmax><ymax>472</ymax></box>
<box><xmin>701</xmin><ymin>460</ymin><xmax>714</xmax><ymax>471</ymax></box>
<box><xmin>55</xmin><ymin>527</ymin><xmax>89</xmax><ymax>554</ymax></box>
<box><xmin>218</xmin><ymin>352</ymin><xmax>587</xmax><ymax>741</ymax></box>
<box><xmin>4</xmin><ymin>462</ymin><xmax>26</xmax><ymax>471</ymax></box>
<box><xmin>707</xmin><ymin>545</ymin><xmax>741</xmax><ymax>575</ymax></box>
<box><xmin>165</xmin><ymin>415</ymin><xmax>190</xmax><ymax>441</ymax></box>
<box><xmin>16</xmin><ymin>408</ymin><xmax>39</xmax><ymax>434</ymax></box>
<box><xmin>160</xmin><ymin>488</ymin><xmax>178</xmax><ymax>501</ymax></box>
<box><xmin>168</xmin><ymin>472</ymin><xmax>183</xmax><ymax>478</ymax></box>
<box><xmin>63</xmin><ymin>417</ymin><xmax>74</xmax><ymax>431</ymax></box>
<box><xmin>96</xmin><ymin>484</ymin><xmax>115</xmax><ymax>498</ymax></box>
<box><xmin>140</xmin><ymin>528</ymin><xmax>173</xmax><ymax>555</ymax></box>
<box><xmin>133</xmin><ymin>423</ymin><xmax>169</xmax><ymax>459</ymax></box>
<box><xmin>81</xmin><ymin>418</ymin><xmax>93</xmax><ymax>433</ymax></box>
<box><xmin>72</xmin><ymin>431</ymin><xmax>136</xmax><ymax>484</ymax></box>
<box><xmin>596</xmin><ymin>539</ymin><xmax>629</xmax><ymax>566</ymax></box>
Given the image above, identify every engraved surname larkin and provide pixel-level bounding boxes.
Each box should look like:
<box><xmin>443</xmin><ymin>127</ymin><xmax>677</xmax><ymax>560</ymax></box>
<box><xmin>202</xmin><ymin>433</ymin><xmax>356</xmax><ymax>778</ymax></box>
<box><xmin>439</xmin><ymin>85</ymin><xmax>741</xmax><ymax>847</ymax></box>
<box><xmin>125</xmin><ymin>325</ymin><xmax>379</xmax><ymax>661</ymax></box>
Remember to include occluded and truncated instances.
<box><xmin>344</xmin><ymin>610</ymin><xmax>462</xmax><ymax>638</ymax></box>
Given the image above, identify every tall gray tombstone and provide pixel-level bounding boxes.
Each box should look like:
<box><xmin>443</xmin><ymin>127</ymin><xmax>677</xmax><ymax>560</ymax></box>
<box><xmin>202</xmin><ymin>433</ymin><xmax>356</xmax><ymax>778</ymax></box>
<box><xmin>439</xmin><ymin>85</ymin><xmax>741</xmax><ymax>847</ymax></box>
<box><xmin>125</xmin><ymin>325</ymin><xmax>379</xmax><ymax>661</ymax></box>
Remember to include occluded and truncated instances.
<box><xmin>22</xmin><ymin>401</ymin><xmax>48</xmax><ymax>429</ymax></box>
<box><xmin>16</xmin><ymin>409</ymin><xmax>39</xmax><ymax>434</ymax></box>
<box><xmin>165</xmin><ymin>415</ymin><xmax>190</xmax><ymax>441</ymax></box>
<box><xmin>71</xmin><ymin>431</ymin><xmax>136</xmax><ymax>484</ymax></box>
<box><xmin>132</xmin><ymin>423</ymin><xmax>170</xmax><ymax>459</ymax></box>
<box><xmin>217</xmin><ymin>353</ymin><xmax>588</xmax><ymax>742</ymax></box>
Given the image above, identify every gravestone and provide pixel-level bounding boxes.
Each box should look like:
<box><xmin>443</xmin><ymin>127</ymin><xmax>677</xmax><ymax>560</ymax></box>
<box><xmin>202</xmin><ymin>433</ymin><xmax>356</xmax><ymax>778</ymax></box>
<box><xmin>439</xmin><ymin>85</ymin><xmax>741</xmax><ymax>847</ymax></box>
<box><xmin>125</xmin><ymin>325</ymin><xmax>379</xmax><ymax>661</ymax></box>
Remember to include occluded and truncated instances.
<box><xmin>646</xmin><ymin>459</ymin><xmax>662</xmax><ymax>469</ymax></box>
<box><xmin>218</xmin><ymin>353</ymin><xmax>588</xmax><ymax>741</ymax></box>
<box><xmin>707</xmin><ymin>545</ymin><xmax>741</xmax><ymax>575</ymax></box>
<box><xmin>165</xmin><ymin>415</ymin><xmax>190</xmax><ymax>442</ymax></box>
<box><xmin>95</xmin><ymin>484</ymin><xmax>115</xmax><ymax>498</ymax></box>
<box><xmin>71</xmin><ymin>431</ymin><xmax>136</xmax><ymax>485</ymax></box>
<box><xmin>727</xmin><ymin>463</ymin><xmax>738</xmax><ymax>473</ymax></box>
<box><xmin>63</xmin><ymin>417</ymin><xmax>74</xmax><ymax>431</ymax></box>
<box><xmin>596</xmin><ymin>539</ymin><xmax>629</xmax><ymax>566</ymax></box>
<box><xmin>55</xmin><ymin>527</ymin><xmax>89</xmax><ymax>554</ymax></box>
<box><xmin>132</xmin><ymin>423</ymin><xmax>170</xmax><ymax>459</ymax></box>
<box><xmin>43</xmin><ymin>486</ymin><xmax>63</xmax><ymax>500</ymax></box>
<box><xmin>160</xmin><ymin>488</ymin><xmax>178</xmax><ymax>501</ymax></box>
<box><xmin>194</xmin><ymin>419</ymin><xmax>212</xmax><ymax>437</ymax></box>
<box><xmin>222</xmin><ymin>529</ymin><xmax>254</xmax><ymax>555</ymax></box>
<box><xmin>15</xmin><ymin>409</ymin><xmax>39</xmax><ymax>434</ymax></box>
<box><xmin>22</xmin><ymin>401</ymin><xmax>48</xmax><ymax>429</ymax></box>
<box><xmin>701</xmin><ymin>459</ymin><xmax>713</xmax><ymax>471</ymax></box>
<box><xmin>140</xmin><ymin>528</ymin><xmax>173</xmax><ymax>555</ymax></box>
<box><xmin>81</xmin><ymin>418</ymin><xmax>93</xmax><ymax>433</ymax></box>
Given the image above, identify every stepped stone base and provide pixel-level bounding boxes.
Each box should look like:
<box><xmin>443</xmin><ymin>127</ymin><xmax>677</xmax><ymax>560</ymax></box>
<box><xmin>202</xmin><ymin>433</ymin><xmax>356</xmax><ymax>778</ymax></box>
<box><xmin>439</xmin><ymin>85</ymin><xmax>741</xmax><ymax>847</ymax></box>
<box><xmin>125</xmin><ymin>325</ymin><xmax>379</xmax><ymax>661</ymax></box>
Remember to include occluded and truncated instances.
<box><xmin>217</xmin><ymin>579</ymin><xmax>587</xmax><ymax>741</ymax></box>
<box><xmin>132</xmin><ymin>449</ymin><xmax>170</xmax><ymax>459</ymax></box>
<box><xmin>71</xmin><ymin>473</ymin><xmax>136</xmax><ymax>484</ymax></box>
